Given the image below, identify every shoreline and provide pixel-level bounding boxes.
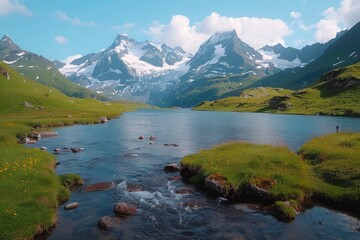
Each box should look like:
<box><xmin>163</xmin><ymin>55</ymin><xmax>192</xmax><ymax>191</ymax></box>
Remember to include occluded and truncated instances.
<box><xmin>180</xmin><ymin>133</ymin><xmax>360</xmax><ymax>221</ymax></box>
<box><xmin>0</xmin><ymin>108</ymin><xmax>143</xmax><ymax>239</ymax></box>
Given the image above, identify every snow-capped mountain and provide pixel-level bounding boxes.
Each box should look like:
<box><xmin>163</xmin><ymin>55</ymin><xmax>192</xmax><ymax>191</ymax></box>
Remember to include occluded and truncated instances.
<box><xmin>181</xmin><ymin>30</ymin><xmax>277</xmax><ymax>82</ymax></box>
<box><xmin>59</xmin><ymin>34</ymin><xmax>192</xmax><ymax>103</ymax></box>
<box><xmin>157</xmin><ymin>30</ymin><xmax>281</xmax><ymax>107</ymax></box>
<box><xmin>252</xmin><ymin>22</ymin><xmax>360</xmax><ymax>90</ymax></box>
<box><xmin>259</xmin><ymin>30</ymin><xmax>347</xmax><ymax>70</ymax></box>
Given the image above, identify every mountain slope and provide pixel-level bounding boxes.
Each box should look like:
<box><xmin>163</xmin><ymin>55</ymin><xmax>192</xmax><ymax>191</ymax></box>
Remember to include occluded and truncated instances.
<box><xmin>252</xmin><ymin>22</ymin><xmax>360</xmax><ymax>89</ymax></box>
<box><xmin>158</xmin><ymin>30</ymin><xmax>279</xmax><ymax>107</ymax></box>
<box><xmin>0</xmin><ymin>35</ymin><xmax>101</xmax><ymax>99</ymax></box>
<box><xmin>0</xmin><ymin>61</ymin><xmax>140</xmax><ymax>118</ymax></box>
<box><xmin>59</xmin><ymin>34</ymin><xmax>191</xmax><ymax>103</ymax></box>
<box><xmin>194</xmin><ymin>62</ymin><xmax>360</xmax><ymax>117</ymax></box>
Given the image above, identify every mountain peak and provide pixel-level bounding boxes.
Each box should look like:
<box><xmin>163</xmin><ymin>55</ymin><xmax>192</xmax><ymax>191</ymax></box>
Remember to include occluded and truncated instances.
<box><xmin>0</xmin><ymin>34</ymin><xmax>21</xmax><ymax>52</ymax></box>
<box><xmin>1</xmin><ymin>34</ymin><xmax>13</xmax><ymax>43</ymax></box>
<box><xmin>208</xmin><ymin>30</ymin><xmax>238</xmax><ymax>44</ymax></box>
<box><xmin>112</xmin><ymin>34</ymin><xmax>134</xmax><ymax>46</ymax></box>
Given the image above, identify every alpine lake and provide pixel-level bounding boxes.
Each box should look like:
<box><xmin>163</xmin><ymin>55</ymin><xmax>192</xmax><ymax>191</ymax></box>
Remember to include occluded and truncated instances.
<box><xmin>29</xmin><ymin>109</ymin><xmax>360</xmax><ymax>239</ymax></box>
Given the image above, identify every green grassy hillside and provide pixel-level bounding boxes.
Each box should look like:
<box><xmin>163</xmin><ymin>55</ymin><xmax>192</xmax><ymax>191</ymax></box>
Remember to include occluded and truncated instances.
<box><xmin>194</xmin><ymin>62</ymin><xmax>360</xmax><ymax>117</ymax></box>
<box><xmin>159</xmin><ymin>73</ymin><xmax>258</xmax><ymax>107</ymax></box>
<box><xmin>13</xmin><ymin>54</ymin><xmax>103</xmax><ymax>99</ymax></box>
<box><xmin>0</xmin><ymin>61</ymin><xmax>146</xmax><ymax>239</ymax></box>
<box><xmin>0</xmin><ymin>35</ymin><xmax>101</xmax><ymax>99</ymax></box>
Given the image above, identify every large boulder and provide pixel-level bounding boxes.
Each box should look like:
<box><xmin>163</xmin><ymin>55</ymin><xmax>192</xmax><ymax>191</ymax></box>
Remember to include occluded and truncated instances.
<box><xmin>114</xmin><ymin>202</ymin><xmax>137</xmax><ymax>217</ymax></box>
<box><xmin>98</xmin><ymin>216</ymin><xmax>121</xmax><ymax>230</ymax></box>
<box><xmin>204</xmin><ymin>173</ymin><xmax>232</xmax><ymax>197</ymax></box>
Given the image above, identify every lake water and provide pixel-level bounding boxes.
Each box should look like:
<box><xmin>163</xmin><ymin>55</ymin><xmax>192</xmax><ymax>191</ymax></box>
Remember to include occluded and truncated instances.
<box><xmin>32</xmin><ymin>109</ymin><xmax>360</xmax><ymax>239</ymax></box>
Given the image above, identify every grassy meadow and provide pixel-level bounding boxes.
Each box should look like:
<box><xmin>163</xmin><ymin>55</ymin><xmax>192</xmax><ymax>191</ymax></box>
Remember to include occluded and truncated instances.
<box><xmin>194</xmin><ymin>62</ymin><xmax>360</xmax><ymax>117</ymax></box>
<box><xmin>299</xmin><ymin>133</ymin><xmax>360</xmax><ymax>212</ymax></box>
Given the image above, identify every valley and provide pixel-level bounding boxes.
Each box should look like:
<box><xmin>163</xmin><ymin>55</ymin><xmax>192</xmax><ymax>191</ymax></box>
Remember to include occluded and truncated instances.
<box><xmin>0</xmin><ymin>1</ymin><xmax>360</xmax><ymax>239</ymax></box>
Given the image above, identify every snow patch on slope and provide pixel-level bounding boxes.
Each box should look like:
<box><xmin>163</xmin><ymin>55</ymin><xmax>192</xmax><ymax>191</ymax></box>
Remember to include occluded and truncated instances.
<box><xmin>195</xmin><ymin>44</ymin><xmax>225</xmax><ymax>73</ymax></box>
<box><xmin>258</xmin><ymin>50</ymin><xmax>304</xmax><ymax>70</ymax></box>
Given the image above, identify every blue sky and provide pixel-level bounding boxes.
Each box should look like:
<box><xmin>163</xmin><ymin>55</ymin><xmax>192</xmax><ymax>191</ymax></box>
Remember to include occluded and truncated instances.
<box><xmin>0</xmin><ymin>0</ymin><xmax>359</xmax><ymax>60</ymax></box>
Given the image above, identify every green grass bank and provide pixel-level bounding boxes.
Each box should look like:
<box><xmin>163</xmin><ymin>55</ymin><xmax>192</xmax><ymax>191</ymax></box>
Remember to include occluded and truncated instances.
<box><xmin>180</xmin><ymin>132</ymin><xmax>360</xmax><ymax>220</ymax></box>
<box><xmin>0</xmin><ymin>62</ymin><xmax>147</xmax><ymax>239</ymax></box>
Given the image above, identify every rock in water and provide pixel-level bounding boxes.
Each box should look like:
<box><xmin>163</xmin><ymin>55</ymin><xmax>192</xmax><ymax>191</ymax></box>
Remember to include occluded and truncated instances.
<box><xmin>114</xmin><ymin>202</ymin><xmax>137</xmax><ymax>217</ymax></box>
<box><xmin>164</xmin><ymin>163</ymin><xmax>180</xmax><ymax>172</ymax></box>
<box><xmin>64</xmin><ymin>202</ymin><xmax>79</xmax><ymax>210</ymax></box>
<box><xmin>85</xmin><ymin>182</ymin><xmax>114</xmax><ymax>192</ymax></box>
<box><xmin>175</xmin><ymin>187</ymin><xmax>194</xmax><ymax>194</ymax></box>
<box><xmin>99</xmin><ymin>116</ymin><xmax>108</xmax><ymax>123</ymax></box>
<box><xmin>98</xmin><ymin>216</ymin><xmax>121</xmax><ymax>230</ymax></box>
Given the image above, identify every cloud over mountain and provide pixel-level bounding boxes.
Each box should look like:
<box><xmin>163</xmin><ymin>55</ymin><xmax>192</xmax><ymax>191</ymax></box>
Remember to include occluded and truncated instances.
<box><xmin>146</xmin><ymin>12</ymin><xmax>292</xmax><ymax>53</ymax></box>
<box><xmin>315</xmin><ymin>0</ymin><xmax>360</xmax><ymax>42</ymax></box>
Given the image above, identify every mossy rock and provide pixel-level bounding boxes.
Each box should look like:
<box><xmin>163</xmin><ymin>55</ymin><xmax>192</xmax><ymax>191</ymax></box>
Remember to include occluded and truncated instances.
<box><xmin>59</xmin><ymin>174</ymin><xmax>84</xmax><ymax>189</ymax></box>
<box><xmin>271</xmin><ymin>200</ymin><xmax>300</xmax><ymax>221</ymax></box>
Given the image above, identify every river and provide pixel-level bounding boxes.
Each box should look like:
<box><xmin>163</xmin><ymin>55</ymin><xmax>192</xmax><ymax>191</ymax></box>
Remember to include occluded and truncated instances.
<box><xmin>32</xmin><ymin>109</ymin><xmax>360</xmax><ymax>239</ymax></box>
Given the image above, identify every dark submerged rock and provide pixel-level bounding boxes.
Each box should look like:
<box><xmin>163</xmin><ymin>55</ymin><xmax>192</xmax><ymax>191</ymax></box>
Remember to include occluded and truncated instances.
<box><xmin>98</xmin><ymin>216</ymin><xmax>121</xmax><ymax>230</ymax></box>
<box><xmin>114</xmin><ymin>202</ymin><xmax>137</xmax><ymax>217</ymax></box>
<box><xmin>175</xmin><ymin>187</ymin><xmax>194</xmax><ymax>195</ymax></box>
<box><xmin>85</xmin><ymin>182</ymin><xmax>114</xmax><ymax>192</ymax></box>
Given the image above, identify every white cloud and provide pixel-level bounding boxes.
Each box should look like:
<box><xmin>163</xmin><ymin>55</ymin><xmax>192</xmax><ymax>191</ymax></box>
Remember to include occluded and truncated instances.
<box><xmin>290</xmin><ymin>11</ymin><xmax>301</xmax><ymax>20</ymax></box>
<box><xmin>0</xmin><ymin>0</ymin><xmax>32</xmax><ymax>17</ymax></box>
<box><xmin>54</xmin><ymin>35</ymin><xmax>68</xmax><ymax>44</ymax></box>
<box><xmin>62</xmin><ymin>54</ymin><xmax>82</xmax><ymax>64</ymax></box>
<box><xmin>146</xmin><ymin>12</ymin><xmax>292</xmax><ymax>54</ymax></box>
<box><xmin>54</xmin><ymin>10</ymin><xmax>98</xmax><ymax>27</ymax></box>
<box><xmin>338</xmin><ymin>0</ymin><xmax>360</xmax><ymax>28</ymax></box>
<box><xmin>314</xmin><ymin>0</ymin><xmax>360</xmax><ymax>42</ymax></box>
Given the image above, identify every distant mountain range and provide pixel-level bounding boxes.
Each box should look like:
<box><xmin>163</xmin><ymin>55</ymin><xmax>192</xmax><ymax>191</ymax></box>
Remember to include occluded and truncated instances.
<box><xmin>58</xmin><ymin>35</ymin><xmax>191</xmax><ymax>103</ymax></box>
<box><xmin>252</xmin><ymin>22</ymin><xmax>360</xmax><ymax>90</ymax></box>
<box><xmin>0</xmin><ymin>35</ymin><xmax>100</xmax><ymax>99</ymax></box>
<box><xmin>259</xmin><ymin>30</ymin><xmax>345</xmax><ymax>68</ymax></box>
<box><xmin>1</xmin><ymin>21</ymin><xmax>359</xmax><ymax>107</ymax></box>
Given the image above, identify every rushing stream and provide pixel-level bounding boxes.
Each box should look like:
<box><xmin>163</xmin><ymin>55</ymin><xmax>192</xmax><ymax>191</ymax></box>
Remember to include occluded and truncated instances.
<box><xmin>31</xmin><ymin>109</ymin><xmax>360</xmax><ymax>239</ymax></box>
